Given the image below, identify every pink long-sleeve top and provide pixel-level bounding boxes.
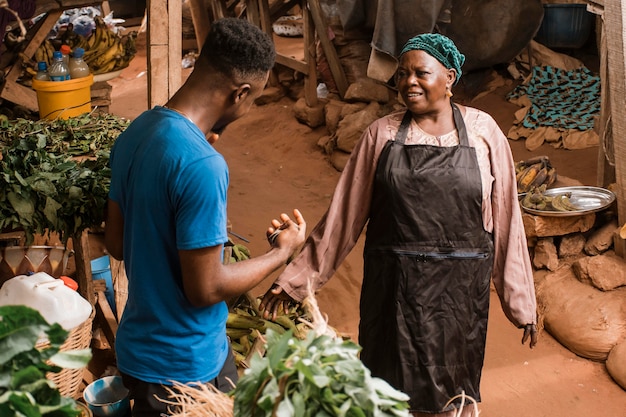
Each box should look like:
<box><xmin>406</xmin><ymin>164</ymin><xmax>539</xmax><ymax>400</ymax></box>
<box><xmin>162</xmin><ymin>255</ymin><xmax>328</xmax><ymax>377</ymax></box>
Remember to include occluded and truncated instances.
<box><xmin>275</xmin><ymin>106</ymin><xmax>537</xmax><ymax>328</ymax></box>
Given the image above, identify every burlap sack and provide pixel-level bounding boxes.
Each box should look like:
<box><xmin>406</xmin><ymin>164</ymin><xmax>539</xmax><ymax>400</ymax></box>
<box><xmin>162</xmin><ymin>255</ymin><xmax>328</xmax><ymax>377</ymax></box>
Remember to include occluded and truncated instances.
<box><xmin>535</xmin><ymin>266</ymin><xmax>626</xmax><ymax>361</ymax></box>
<box><xmin>606</xmin><ymin>340</ymin><xmax>626</xmax><ymax>390</ymax></box>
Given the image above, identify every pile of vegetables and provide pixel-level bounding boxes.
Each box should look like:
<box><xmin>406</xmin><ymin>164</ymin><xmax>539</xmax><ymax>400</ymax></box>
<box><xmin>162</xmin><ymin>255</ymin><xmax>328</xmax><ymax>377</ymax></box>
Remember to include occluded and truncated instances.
<box><xmin>163</xmin><ymin>295</ymin><xmax>412</xmax><ymax>417</ymax></box>
<box><xmin>233</xmin><ymin>328</ymin><xmax>411</xmax><ymax>417</ymax></box>
<box><xmin>0</xmin><ymin>113</ymin><xmax>129</xmax><ymax>244</ymax></box>
<box><xmin>0</xmin><ymin>305</ymin><xmax>92</xmax><ymax>416</ymax></box>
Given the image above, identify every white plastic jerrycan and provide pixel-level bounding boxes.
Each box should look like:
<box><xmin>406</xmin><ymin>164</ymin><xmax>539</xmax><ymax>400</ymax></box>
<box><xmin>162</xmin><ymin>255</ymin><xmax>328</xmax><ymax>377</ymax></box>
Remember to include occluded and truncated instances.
<box><xmin>0</xmin><ymin>272</ymin><xmax>92</xmax><ymax>330</ymax></box>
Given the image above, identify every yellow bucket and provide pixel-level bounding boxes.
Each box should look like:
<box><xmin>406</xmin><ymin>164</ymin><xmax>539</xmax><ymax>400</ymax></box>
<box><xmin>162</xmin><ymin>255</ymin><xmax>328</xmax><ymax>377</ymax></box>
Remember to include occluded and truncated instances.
<box><xmin>32</xmin><ymin>74</ymin><xmax>94</xmax><ymax>120</ymax></box>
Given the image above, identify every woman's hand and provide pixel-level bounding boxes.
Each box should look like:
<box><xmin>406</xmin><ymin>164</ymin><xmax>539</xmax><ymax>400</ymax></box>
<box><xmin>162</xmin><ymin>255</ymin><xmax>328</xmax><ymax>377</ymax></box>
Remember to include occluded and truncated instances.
<box><xmin>259</xmin><ymin>284</ymin><xmax>298</xmax><ymax>320</ymax></box>
<box><xmin>521</xmin><ymin>323</ymin><xmax>538</xmax><ymax>348</ymax></box>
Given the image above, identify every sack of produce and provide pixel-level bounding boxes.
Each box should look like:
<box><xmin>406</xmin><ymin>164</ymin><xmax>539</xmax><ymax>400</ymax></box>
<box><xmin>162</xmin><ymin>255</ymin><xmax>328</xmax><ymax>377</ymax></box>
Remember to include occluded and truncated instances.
<box><xmin>535</xmin><ymin>266</ymin><xmax>626</xmax><ymax>361</ymax></box>
<box><xmin>606</xmin><ymin>340</ymin><xmax>626</xmax><ymax>390</ymax></box>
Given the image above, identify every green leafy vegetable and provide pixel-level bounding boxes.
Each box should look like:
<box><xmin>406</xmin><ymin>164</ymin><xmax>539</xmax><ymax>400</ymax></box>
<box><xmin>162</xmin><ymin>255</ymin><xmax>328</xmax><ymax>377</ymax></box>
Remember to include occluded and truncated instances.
<box><xmin>0</xmin><ymin>305</ymin><xmax>92</xmax><ymax>416</ymax></box>
<box><xmin>232</xmin><ymin>329</ymin><xmax>411</xmax><ymax>417</ymax></box>
<box><xmin>0</xmin><ymin>113</ymin><xmax>129</xmax><ymax>244</ymax></box>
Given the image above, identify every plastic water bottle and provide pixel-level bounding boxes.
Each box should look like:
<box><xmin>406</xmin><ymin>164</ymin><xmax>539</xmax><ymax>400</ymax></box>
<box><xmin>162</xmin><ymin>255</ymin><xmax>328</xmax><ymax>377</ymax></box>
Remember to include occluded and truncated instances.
<box><xmin>60</xmin><ymin>44</ymin><xmax>71</xmax><ymax>66</ymax></box>
<box><xmin>48</xmin><ymin>51</ymin><xmax>70</xmax><ymax>81</ymax></box>
<box><xmin>35</xmin><ymin>61</ymin><xmax>50</xmax><ymax>81</ymax></box>
<box><xmin>69</xmin><ymin>48</ymin><xmax>90</xmax><ymax>79</ymax></box>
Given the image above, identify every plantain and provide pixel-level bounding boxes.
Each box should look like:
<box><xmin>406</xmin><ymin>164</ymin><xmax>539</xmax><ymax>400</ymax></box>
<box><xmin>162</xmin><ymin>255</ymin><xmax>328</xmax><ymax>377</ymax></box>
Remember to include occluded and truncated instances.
<box><xmin>549</xmin><ymin>193</ymin><xmax>577</xmax><ymax>212</ymax></box>
<box><xmin>519</xmin><ymin>155</ymin><xmax>550</xmax><ymax>167</ymax></box>
<box><xmin>529</xmin><ymin>162</ymin><xmax>550</xmax><ymax>188</ymax></box>
<box><xmin>517</xmin><ymin>163</ymin><xmax>542</xmax><ymax>193</ymax></box>
<box><xmin>226</xmin><ymin>312</ymin><xmax>264</xmax><ymax>330</ymax></box>
<box><xmin>545</xmin><ymin>166</ymin><xmax>557</xmax><ymax>187</ymax></box>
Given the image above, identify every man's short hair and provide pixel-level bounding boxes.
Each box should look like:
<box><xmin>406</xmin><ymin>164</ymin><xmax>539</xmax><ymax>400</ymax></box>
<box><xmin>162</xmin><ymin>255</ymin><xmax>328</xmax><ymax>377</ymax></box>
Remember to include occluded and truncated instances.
<box><xmin>199</xmin><ymin>17</ymin><xmax>276</xmax><ymax>80</ymax></box>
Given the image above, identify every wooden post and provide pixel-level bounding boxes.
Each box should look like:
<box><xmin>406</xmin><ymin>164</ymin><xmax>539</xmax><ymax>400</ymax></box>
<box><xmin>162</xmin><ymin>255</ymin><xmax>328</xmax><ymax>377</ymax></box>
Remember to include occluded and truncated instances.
<box><xmin>73</xmin><ymin>231</ymin><xmax>95</xmax><ymax>305</ymax></box>
<box><xmin>188</xmin><ymin>0</ymin><xmax>211</xmax><ymax>51</ymax></box>
<box><xmin>603</xmin><ymin>0</ymin><xmax>626</xmax><ymax>256</ymax></box>
<box><xmin>302</xmin><ymin>1</ymin><xmax>318</xmax><ymax>106</ymax></box>
<box><xmin>147</xmin><ymin>0</ymin><xmax>183</xmax><ymax>108</ymax></box>
<box><xmin>308</xmin><ymin>0</ymin><xmax>348</xmax><ymax>99</ymax></box>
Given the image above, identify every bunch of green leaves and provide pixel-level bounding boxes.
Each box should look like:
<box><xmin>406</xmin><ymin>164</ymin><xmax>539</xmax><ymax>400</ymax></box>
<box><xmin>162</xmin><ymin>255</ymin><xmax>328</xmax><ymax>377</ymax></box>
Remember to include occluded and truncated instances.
<box><xmin>0</xmin><ymin>305</ymin><xmax>92</xmax><ymax>417</ymax></box>
<box><xmin>0</xmin><ymin>114</ymin><xmax>127</xmax><ymax>244</ymax></box>
<box><xmin>0</xmin><ymin>113</ymin><xmax>129</xmax><ymax>156</ymax></box>
<box><xmin>232</xmin><ymin>329</ymin><xmax>411</xmax><ymax>417</ymax></box>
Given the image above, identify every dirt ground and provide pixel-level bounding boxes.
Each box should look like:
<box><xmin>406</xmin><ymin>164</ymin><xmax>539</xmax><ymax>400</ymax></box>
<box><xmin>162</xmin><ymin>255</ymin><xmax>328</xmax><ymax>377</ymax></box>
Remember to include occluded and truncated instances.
<box><xmin>104</xmin><ymin>33</ymin><xmax>626</xmax><ymax>417</ymax></box>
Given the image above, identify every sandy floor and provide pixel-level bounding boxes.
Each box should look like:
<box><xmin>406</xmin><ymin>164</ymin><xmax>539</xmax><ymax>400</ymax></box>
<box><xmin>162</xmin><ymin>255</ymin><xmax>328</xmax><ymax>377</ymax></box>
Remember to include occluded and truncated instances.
<box><xmin>105</xmin><ymin>33</ymin><xmax>626</xmax><ymax>417</ymax></box>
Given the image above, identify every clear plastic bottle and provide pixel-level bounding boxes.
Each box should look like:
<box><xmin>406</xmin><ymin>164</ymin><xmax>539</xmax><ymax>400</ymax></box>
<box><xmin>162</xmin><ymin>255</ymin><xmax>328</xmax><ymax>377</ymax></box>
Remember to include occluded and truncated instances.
<box><xmin>69</xmin><ymin>48</ymin><xmax>90</xmax><ymax>79</ymax></box>
<box><xmin>48</xmin><ymin>51</ymin><xmax>70</xmax><ymax>81</ymax></box>
<box><xmin>35</xmin><ymin>61</ymin><xmax>50</xmax><ymax>81</ymax></box>
<box><xmin>60</xmin><ymin>44</ymin><xmax>71</xmax><ymax>66</ymax></box>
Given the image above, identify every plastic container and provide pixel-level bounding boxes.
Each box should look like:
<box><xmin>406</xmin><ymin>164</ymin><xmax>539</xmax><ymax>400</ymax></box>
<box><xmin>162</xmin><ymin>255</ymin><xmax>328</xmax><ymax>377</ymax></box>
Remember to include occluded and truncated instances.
<box><xmin>60</xmin><ymin>44</ymin><xmax>72</xmax><ymax>66</ymax></box>
<box><xmin>69</xmin><ymin>47</ymin><xmax>91</xmax><ymax>79</ymax></box>
<box><xmin>83</xmin><ymin>376</ymin><xmax>130</xmax><ymax>417</ymax></box>
<box><xmin>535</xmin><ymin>4</ymin><xmax>594</xmax><ymax>49</ymax></box>
<box><xmin>32</xmin><ymin>73</ymin><xmax>94</xmax><ymax>120</ymax></box>
<box><xmin>91</xmin><ymin>255</ymin><xmax>116</xmax><ymax>315</ymax></box>
<box><xmin>49</xmin><ymin>51</ymin><xmax>70</xmax><ymax>81</ymax></box>
<box><xmin>0</xmin><ymin>245</ymin><xmax>72</xmax><ymax>287</ymax></box>
<box><xmin>35</xmin><ymin>61</ymin><xmax>49</xmax><ymax>81</ymax></box>
<box><xmin>0</xmin><ymin>272</ymin><xmax>92</xmax><ymax>330</ymax></box>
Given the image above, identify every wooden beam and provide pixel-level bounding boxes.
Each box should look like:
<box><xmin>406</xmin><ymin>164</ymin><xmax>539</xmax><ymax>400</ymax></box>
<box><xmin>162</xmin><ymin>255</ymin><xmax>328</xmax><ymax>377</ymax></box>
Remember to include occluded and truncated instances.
<box><xmin>147</xmin><ymin>0</ymin><xmax>182</xmax><ymax>108</ymax></box>
<box><xmin>308</xmin><ymin>0</ymin><xmax>348</xmax><ymax>98</ymax></box>
<box><xmin>188</xmin><ymin>0</ymin><xmax>211</xmax><ymax>51</ymax></box>
<box><xmin>604</xmin><ymin>0</ymin><xmax>626</xmax><ymax>256</ymax></box>
<box><xmin>73</xmin><ymin>231</ymin><xmax>95</xmax><ymax>305</ymax></box>
<box><xmin>0</xmin><ymin>10</ymin><xmax>63</xmax><ymax>111</ymax></box>
<box><xmin>302</xmin><ymin>1</ymin><xmax>317</xmax><ymax>106</ymax></box>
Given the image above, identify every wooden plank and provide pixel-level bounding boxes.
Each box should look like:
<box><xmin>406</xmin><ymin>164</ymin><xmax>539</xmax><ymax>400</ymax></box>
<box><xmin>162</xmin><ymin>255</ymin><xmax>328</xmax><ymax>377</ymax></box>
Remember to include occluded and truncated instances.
<box><xmin>188</xmin><ymin>0</ymin><xmax>211</xmax><ymax>50</ymax></box>
<box><xmin>275</xmin><ymin>53</ymin><xmax>309</xmax><ymax>74</ymax></box>
<box><xmin>168</xmin><ymin>0</ymin><xmax>183</xmax><ymax>96</ymax></box>
<box><xmin>596</xmin><ymin>16</ymin><xmax>615</xmax><ymax>187</ymax></box>
<box><xmin>147</xmin><ymin>44</ymin><xmax>170</xmax><ymax>107</ymax></box>
<box><xmin>111</xmin><ymin>258</ymin><xmax>128</xmax><ymax>322</ymax></box>
<box><xmin>308</xmin><ymin>0</ymin><xmax>348</xmax><ymax>98</ymax></box>
<box><xmin>603</xmin><ymin>0</ymin><xmax>626</xmax><ymax>257</ymax></box>
<box><xmin>0</xmin><ymin>10</ymin><xmax>62</xmax><ymax>111</ymax></box>
<box><xmin>95</xmin><ymin>290</ymin><xmax>118</xmax><ymax>349</ymax></box>
<box><xmin>73</xmin><ymin>231</ymin><xmax>95</xmax><ymax>305</ymax></box>
<box><xmin>302</xmin><ymin>1</ymin><xmax>317</xmax><ymax>106</ymax></box>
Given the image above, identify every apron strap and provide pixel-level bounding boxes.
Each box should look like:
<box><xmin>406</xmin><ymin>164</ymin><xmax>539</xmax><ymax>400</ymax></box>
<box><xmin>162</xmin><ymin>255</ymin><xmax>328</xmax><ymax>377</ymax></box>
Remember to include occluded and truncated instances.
<box><xmin>396</xmin><ymin>111</ymin><xmax>413</xmax><ymax>144</ymax></box>
<box><xmin>397</xmin><ymin>102</ymin><xmax>470</xmax><ymax>146</ymax></box>
<box><xmin>452</xmin><ymin>102</ymin><xmax>469</xmax><ymax>147</ymax></box>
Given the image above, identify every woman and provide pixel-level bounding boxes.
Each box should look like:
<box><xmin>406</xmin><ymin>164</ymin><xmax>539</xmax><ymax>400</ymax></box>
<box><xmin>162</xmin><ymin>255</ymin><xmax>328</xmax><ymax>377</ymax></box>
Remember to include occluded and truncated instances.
<box><xmin>261</xmin><ymin>33</ymin><xmax>537</xmax><ymax>416</ymax></box>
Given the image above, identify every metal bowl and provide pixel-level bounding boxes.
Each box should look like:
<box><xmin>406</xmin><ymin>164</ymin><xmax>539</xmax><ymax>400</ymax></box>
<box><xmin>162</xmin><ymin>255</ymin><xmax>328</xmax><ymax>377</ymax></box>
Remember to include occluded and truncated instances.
<box><xmin>83</xmin><ymin>376</ymin><xmax>130</xmax><ymax>417</ymax></box>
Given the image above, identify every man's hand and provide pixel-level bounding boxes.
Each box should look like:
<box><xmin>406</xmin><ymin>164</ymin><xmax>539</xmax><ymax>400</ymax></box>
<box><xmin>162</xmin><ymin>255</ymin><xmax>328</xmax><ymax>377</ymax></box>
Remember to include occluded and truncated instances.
<box><xmin>521</xmin><ymin>323</ymin><xmax>538</xmax><ymax>349</ymax></box>
<box><xmin>259</xmin><ymin>284</ymin><xmax>297</xmax><ymax>320</ymax></box>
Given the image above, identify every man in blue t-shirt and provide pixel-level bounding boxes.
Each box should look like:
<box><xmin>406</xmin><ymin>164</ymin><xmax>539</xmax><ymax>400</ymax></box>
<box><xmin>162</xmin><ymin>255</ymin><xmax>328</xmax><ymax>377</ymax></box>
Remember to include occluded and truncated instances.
<box><xmin>105</xmin><ymin>18</ymin><xmax>306</xmax><ymax>416</ymax></box>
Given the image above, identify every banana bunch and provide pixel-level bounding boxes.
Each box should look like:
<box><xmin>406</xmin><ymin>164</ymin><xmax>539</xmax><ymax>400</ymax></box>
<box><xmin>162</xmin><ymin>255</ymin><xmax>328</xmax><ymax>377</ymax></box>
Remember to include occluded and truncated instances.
<box><xmin>33</xmin><ymin>38</ymin><xmax>57</xmax><ymax>68</ymax></box>
<box><xmin>33</xmin><ymin>17</ymin><xmax>138</xmax><ymax>76</ymax></box>
<box><xmin>521</xmin><ymin>184</ymin><xmax>579</xmax><ymax>212</ymax></box>
<box><xmin>515</xmin><ymin>155</ymin><xmax>557</xmax><ymax>194</ymax></box>
<box><xmin>227</xmin><ymin>293</ymin><xmax>317</xmax><ymax>369</ymax></box>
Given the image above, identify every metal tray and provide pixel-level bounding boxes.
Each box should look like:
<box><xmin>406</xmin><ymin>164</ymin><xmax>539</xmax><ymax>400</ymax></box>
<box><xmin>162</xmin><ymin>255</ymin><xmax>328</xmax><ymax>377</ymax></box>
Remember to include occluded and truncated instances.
<box><xmin>521</xmin><ymin>186</ymin><xmax>616</xmax><ymax>217</ymax></box>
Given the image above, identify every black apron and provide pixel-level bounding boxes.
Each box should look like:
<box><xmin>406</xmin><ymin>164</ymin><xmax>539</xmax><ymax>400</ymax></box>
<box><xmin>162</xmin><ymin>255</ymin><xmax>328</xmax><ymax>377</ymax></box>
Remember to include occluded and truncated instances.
<box><xmin>360</xmin><ymin>104</ymin><xmax>494</xmax><ymax>413</ymax></box>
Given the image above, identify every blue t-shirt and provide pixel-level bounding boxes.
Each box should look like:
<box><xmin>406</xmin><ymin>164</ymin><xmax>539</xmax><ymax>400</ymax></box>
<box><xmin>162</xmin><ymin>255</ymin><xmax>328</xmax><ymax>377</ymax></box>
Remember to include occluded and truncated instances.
<box><xmin>108</xmin><ymin>106</ymin><xmax>230</xmax><ymax>384</ymax></box>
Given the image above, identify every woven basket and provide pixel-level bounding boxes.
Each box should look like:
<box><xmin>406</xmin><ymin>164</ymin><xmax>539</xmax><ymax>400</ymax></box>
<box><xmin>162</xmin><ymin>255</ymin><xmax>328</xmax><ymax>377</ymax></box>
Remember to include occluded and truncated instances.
<box><xmin>36</xmin><ymin>308</ymin><xmax>94</xmax><ymax>399</ymax></box>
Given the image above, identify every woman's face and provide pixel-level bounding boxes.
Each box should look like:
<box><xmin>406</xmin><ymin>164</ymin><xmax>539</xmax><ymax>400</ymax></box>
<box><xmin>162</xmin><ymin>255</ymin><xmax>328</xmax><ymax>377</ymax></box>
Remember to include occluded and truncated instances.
<box><xmin>396</xmin><ymin>50</ymin><xmax>455</xmax><ymax>115</ymax></box>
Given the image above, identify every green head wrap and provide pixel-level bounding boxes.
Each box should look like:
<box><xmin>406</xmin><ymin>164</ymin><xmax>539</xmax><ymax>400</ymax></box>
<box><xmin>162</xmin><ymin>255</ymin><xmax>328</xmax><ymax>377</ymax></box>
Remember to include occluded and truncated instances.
<box><xmin>399</xmin><ymin>33</ymin><xmax>465</xmax><ymax>85</ymax></box>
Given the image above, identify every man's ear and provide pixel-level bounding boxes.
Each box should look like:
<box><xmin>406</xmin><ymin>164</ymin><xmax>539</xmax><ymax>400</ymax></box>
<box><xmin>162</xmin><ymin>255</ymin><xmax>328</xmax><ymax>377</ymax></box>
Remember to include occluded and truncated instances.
<box><xmin>232</xmin><ymin>83</ymin><xmax>251</xmax><ymax>104</ymax></box>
